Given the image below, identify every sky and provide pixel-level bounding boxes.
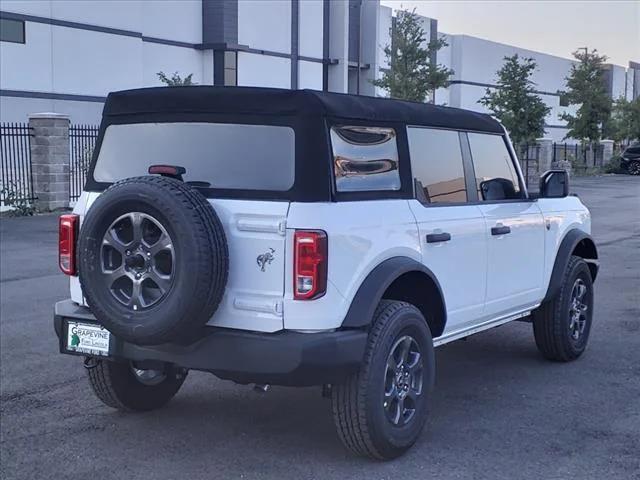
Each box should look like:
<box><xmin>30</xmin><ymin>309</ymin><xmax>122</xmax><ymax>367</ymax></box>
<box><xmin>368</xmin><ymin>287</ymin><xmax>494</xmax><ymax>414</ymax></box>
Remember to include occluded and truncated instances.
<box><xmin>380</xmin><ymin>1</ymin><xmax>640</xmax><ymax>67</ymax></box>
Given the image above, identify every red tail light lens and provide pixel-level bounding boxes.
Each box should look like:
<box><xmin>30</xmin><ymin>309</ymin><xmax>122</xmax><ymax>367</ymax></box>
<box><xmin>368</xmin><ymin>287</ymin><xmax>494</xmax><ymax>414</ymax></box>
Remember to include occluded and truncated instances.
<box><xmin>293</xmin><ymin>230</ymin><xmax>327</xmax><ymax>300</ymax></box>
<box><xmin>59</xmin><ymin>214</ymin><xmax>79</xmax><ymax>275</ymax></box>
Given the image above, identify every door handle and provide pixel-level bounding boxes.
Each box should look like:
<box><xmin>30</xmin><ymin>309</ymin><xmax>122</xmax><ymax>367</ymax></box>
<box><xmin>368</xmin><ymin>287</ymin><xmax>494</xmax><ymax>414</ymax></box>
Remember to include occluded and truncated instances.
<box><xmin>426</xmin><ymin>232</ymin><xmax>451</xmax><ymax>243</ymax></box>
<box><xmin>491</xmin><ymin>225</ymin><xmax>511</xmax><ymax>236</ymax></box>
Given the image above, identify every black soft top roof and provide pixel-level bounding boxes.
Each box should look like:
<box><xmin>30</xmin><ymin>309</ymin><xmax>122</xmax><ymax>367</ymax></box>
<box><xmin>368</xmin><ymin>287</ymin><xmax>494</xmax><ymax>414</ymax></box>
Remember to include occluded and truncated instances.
<box><xmin>103</xmin><ymin>86</ymin><xmax>503</xmax><ymax>134</ymax></box>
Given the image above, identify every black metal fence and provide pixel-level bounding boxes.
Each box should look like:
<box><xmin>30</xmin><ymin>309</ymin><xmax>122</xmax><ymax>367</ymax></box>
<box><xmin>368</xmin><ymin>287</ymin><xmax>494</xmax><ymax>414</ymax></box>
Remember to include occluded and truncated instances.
<box><xmin>514</xmin><ymin>143</ymin><xmax>540</xmax><ymax>189</ymax></box>
<box><xmin>553</xmin><ymin>143</ymin><xmax>604</xmax><ymax>174</ymax></box>
<box><xmin>0</xmin><ymin>123</ymin><xmax>36</xmax><ymax>205</ymax></box>
<box><xmin>69</xmin><ymin>124</ymin><xmax>99</xmax><ymax>201</ymax></box>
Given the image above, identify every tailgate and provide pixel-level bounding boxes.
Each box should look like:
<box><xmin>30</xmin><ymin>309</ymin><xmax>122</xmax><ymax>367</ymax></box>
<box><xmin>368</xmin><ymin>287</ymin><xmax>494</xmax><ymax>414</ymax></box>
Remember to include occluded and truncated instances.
<box><xmin>206</xmin><ymin>199</ymin><xmax>290</xmax><ymax>332</ymax></box>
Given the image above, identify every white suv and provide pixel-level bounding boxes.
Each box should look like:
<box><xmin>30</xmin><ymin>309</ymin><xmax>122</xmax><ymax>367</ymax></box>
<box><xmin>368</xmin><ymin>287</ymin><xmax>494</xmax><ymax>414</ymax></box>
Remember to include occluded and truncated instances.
<box><xmin>54</xmin><ymin>87</ymin><xmax>598</xmax><ymax>460</ymax></box>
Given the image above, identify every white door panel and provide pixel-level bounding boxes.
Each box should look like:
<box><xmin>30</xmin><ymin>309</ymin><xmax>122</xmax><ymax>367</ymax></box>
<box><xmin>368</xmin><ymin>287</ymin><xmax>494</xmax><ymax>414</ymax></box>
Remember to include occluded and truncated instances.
<box><xmin>408</xmin><ymin>200</ymin><xmax>487</xmax><ymax>332</ymax></box>
<box><xmin>479</xmin><ymin>201</ymin><xmax>545</xmax><ymax>316</ymax></box>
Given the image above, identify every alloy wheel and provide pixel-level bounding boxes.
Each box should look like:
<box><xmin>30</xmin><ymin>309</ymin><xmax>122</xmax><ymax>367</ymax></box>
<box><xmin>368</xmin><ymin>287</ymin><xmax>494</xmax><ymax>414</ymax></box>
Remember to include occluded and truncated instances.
<box><xmin>101</xmin><ymin>212</ymin><xmax>175</xmax><ymax>311</ymax></box>
<box><xmin>383</xmin><ymin>335</ymin><xmax>424</xmax><ymax>426</ymax></box>
<box><xmin>568</xmin><ymin>278</ymin><xmax>589</xmax><ymax>341</ymax></box>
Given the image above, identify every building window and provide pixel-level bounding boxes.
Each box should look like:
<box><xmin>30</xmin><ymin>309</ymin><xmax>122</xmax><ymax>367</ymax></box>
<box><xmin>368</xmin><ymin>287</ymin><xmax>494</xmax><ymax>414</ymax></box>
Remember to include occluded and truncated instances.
<box><xmin>330</xmin><ymin>126</ymin><xmax>400</xmax><ymax>192</ymax></box>
<box><xmin>0</xmin><ymin>18</ymin><xmax>25</xmax><ymax>44</ymax></box>
<box><xmin>408</xmin><ymin>127</ymin><xmax>468</xmax><ymax>203</ymax></box>
<box><xmin>559</xmin><ymin>93</ymin><xmax>569</xmax><ymax>107</ymax></box>
<box><xmin>224</xmin><ymin>51</ymin><xmax>237</xmax><ymax>86</ymax></box>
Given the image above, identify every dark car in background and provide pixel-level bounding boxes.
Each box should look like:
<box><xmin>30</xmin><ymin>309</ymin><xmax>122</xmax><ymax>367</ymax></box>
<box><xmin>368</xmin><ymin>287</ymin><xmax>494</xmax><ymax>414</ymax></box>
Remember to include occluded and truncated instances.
<box><xmin>621</xmin><ymin>143</ymin><xmax>640</xmax><ymax>175</ymax></box>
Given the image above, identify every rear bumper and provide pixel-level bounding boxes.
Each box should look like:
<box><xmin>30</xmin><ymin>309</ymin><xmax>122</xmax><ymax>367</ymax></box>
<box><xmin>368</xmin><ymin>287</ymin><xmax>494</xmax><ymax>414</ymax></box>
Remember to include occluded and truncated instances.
<box><xmin>54</xmin><ymin>299</ymin><xmax>367</xmax><ymax>386</ymax></box>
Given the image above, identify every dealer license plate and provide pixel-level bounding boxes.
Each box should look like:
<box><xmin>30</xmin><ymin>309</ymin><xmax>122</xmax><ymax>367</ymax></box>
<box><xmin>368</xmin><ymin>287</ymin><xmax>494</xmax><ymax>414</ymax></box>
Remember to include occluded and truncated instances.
<box><xmin>66</xmin><ymin>321</ymin><xmax>111</xmax><ymax>356</ymax></box>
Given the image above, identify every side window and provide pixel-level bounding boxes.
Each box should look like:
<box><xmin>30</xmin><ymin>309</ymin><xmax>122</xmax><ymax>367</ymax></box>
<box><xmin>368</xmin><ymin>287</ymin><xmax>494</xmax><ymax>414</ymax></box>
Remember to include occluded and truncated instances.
<box><xmin>407</xmin><ymin>127</ymin><xmax>467</xmax><ymax>203</ymax></box>
<box><xmin>468</xmin><ymin>133</ymin><xmax>522</xmax><ymax>201</ymax></box>
<box><xmin>330</xmin><ymin>126</ymin><xmax>400</xmax><ymax>192</ymax></box>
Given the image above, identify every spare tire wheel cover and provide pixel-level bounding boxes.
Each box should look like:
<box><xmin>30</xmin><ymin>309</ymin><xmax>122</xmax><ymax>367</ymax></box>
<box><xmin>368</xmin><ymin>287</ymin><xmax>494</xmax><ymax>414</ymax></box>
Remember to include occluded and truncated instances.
<box><xmin>78</xmin><ymin>176</ymin><xmax>228</xmax><ymax>345</ymax></box>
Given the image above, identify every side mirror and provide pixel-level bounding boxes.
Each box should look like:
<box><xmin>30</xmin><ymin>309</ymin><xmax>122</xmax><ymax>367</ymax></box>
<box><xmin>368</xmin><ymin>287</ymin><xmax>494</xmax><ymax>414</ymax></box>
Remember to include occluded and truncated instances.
<box><xmin>479</xmin><ymin>177</ymin><xmax>517</xmax><ymax>201</ymax></box>
<box><xmin>539</xmin><ymin>170</ymin><xmax>569</xmax><ymax>198</ymax></box>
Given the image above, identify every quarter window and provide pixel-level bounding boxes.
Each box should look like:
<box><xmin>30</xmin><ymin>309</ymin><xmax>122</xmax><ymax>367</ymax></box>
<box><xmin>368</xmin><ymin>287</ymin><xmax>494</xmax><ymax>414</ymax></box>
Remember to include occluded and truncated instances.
<box><xmin>468</xmin><ymin>133</ymin><xmax>522</xmax><ymax>201</ymax></box>
<box><xmin>0</xmin><ymin>19</ymin><xmax>25</xmax><ymax>44</ymax></box>
<box><xmin>407</xmin><ymin>127</ymin><xmax>467</xmax><ymax>203</ymax></box>
<box><xmin>330</xmin><ymin>126</ymin><xmax>400</xmax><ymax>192</ymax></box>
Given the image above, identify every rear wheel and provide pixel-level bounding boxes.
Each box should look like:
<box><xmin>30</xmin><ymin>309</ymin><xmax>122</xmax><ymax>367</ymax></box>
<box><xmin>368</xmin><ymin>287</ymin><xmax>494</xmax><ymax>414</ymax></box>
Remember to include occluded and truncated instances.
<box><xmin>332</xmin><ymin>301</ymin><xmax>435</xmax><ymax>460</ymax></box>
<box><xmin>87</xmin><ymin>360</ymin><xmax>186</xmax><ymax>412</ymax></box>
<box><xmin>532</xmin><ymin>255</ymin><xmax>594</xmax><ymax>361</ymax></box>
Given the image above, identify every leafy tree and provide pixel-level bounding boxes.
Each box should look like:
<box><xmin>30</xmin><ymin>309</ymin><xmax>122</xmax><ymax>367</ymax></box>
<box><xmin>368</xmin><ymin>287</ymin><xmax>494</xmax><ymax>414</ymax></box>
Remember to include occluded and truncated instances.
<box><xmin>157</xmin><ymin>71</ymin><xmax>195</xmax><ymax>86</ymax></box>
<box><xmin>605</xmin><ymin>97</ymin><xmax>640</xmax><ymax>142</ymax></box>
<box><xmin>373</xmin><ymin>9</ymin><xmax>453</xmax><ymax>103</ymax></box>
<box><xmin>479</xmin><ymin>54</ymin><xmax>550</xmax><ymax>145</ymax></box>
<box><xmin>560</xmin><ymin>48</ymin><xmax>611</xmax><ymax>142</ymax></box>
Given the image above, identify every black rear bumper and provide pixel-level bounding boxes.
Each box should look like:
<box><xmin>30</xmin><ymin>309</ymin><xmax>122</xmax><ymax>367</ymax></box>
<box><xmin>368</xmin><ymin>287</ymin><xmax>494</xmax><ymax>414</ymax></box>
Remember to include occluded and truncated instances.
<box><xmin>54</xmin><ymin>300</ymin><xmax>367</xmax><ymax>386</ymax></box>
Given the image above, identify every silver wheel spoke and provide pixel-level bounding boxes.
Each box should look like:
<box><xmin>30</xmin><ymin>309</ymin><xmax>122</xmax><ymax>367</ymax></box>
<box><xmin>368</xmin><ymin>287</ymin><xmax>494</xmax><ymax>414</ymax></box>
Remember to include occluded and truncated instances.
<box><xmin>129</xmin><ymin>212</ymin><xmax>143</xmax><ymax>244</ymax></box>
<box><xmin>398</xmin><ymin>337</ymin><xmax>412</xmax><ymax>365</ymax></box>
<box><xmin>103</xmin><ymin>228</ymin><xmax>127</xmax><ymax>253</ymax></box>
<box><xmin>104</xmin><ymin>266</ymin><xmax>127</xmax><ymax>287</ymax></box>
<box><xmin>393</xmin><ymin>397</ymin><xmax>403</xmax><ymax>425</ymax></box>
<box><xmin>128</xmin><ymin>280</ymin><xmax>143</xmax><ymax>308</ymax></box>
<box><xmin>148</xmin><ymin>269</ymin><xmax>171</xmax><ymax>294</ymax></box>
<box><xmin>406</xmin><ymin>351</ymin><xmax>421</xmax><ymax>371</ymax></box>
<box><xmin>149</xmin><ymin>233</ymin><xmax>173</xmax><ymax>255</ymax></box>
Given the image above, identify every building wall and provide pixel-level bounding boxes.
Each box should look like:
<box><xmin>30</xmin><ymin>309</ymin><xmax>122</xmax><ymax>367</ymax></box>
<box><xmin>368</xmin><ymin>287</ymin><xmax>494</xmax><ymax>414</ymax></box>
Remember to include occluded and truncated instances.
<box><xmin>1</xmin><ymin>0</ymin><xmax>636</xmax><ymax>137</ymax></box>
<box><xmin>0</xmin><ymin>0</ymin><xmax>333</xmax><ymax>124</ymax></box>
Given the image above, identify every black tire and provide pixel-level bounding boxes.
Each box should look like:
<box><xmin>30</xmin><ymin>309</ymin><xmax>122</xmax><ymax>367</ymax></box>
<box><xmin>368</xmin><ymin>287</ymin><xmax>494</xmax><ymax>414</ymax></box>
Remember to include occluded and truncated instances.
<box><xmin>78</xmin><ymin>176</ymin><xmax>228</xmax><ymax>345</ymax></box>
<box><xmin>87</xmin><ymin>360</ymin><xmax>186</xmax><ymax>412</ymax></box>
<box><xmin>532</xmin><ymin>255</ymin><xmax>594</xmax><ymax>361</ymax></box>
<box><xmin>627</xmin><ymin>160</ymin><xmax>640</xmax><ymax>175</ymax></box>
<box><xmin>332</xmin><ymin>300</ymin><xmax>435</xmax><ymax>460</ymax></box>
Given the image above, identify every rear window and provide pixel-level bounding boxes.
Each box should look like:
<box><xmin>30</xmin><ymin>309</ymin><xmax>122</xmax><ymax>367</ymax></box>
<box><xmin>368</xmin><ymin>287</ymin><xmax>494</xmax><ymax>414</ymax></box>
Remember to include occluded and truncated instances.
<box><xmin>93</xmin><ymin>122</ymin><xmax>295</xmax><ymax>191</ymax></box>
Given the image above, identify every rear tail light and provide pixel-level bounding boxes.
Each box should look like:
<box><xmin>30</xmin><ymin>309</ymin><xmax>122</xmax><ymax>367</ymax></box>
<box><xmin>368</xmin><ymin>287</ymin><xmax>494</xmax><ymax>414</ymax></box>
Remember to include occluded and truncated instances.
<box><xmin>59</xmin><ymin>214</ymin><xmax>79</xmax><ymax>275</ymax></box>
<box><xmin>293</xmin><ymin>230</ymin><xmax>327</xmax><ymax>300</ymax></box>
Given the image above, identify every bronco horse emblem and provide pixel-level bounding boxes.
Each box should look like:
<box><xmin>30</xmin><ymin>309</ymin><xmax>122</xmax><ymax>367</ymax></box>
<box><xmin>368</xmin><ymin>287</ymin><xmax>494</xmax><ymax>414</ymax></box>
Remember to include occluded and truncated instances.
<box><xmin>257</xmin><ymin>248</ymin><xmax>276</xmax><ymax>272</ymax></box>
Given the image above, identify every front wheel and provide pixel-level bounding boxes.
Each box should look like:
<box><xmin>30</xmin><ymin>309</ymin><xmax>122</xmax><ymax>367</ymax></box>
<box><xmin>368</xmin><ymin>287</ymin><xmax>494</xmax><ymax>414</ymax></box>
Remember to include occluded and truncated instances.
<box><xmin>532</xmin><ymin>255</ymin><xmax>594</xmax><ymax>361</ymax></box>
<box><xmin>87</xmin><ymin>360</ymin><xmax>187</xmax><ymax>412</ymax></box>
<box><xmin>332</xmin><ymin>300</ymin><xmax>435</xmax><ymax>460</ymax></box>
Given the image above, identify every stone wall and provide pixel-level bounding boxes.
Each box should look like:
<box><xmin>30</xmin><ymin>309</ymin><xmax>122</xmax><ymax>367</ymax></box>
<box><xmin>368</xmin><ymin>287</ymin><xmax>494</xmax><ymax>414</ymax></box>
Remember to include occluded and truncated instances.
<box><xmin>28</xmin><ymin>113</ymin><xmax>70</xmax><ymax>211</ymax></box>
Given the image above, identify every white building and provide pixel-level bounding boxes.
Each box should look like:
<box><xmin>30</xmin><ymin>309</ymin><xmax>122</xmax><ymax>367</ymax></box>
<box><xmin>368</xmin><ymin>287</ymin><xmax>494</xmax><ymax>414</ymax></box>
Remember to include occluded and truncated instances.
<box><xmin>377</xmin><ymin>6</ymin><xmax>639</xmax><ymax>142</ymax></box>
<box><xmin>1</xmin><ymin>0</ymin><xmax>638</xmax><ymax>142</ymax></box>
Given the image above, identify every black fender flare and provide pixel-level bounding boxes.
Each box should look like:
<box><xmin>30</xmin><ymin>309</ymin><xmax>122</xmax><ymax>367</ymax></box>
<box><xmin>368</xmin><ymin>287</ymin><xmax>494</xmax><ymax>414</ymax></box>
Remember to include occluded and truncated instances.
<box><xmin>543</xmin><ymin>229</ymin><xmax>598</xmax><ymax>303</ymax></box>
<box><xmin>341</xmin><ymin>256</ymin><xmax>447</xmax><ymax>332</ymax></box>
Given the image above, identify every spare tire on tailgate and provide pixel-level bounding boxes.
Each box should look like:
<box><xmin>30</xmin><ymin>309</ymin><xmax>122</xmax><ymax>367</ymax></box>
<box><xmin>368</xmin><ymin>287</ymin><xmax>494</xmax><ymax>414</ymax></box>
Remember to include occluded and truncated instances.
<box><xmin>78</xmin><ymin>176</ymin><xmax>228</xmax><ymax>345</ymax></box>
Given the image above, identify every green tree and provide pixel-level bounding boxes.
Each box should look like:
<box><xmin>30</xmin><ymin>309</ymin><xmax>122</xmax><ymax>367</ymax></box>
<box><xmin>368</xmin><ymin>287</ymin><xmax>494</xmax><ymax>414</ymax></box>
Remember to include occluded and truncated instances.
<box><xmin>157</xmin><ymin>71</ymin><xmax>195</xmax><ymax>86</ymax></box>
<box><xmin>560</xmin><ymin>48</ymin><xmax>612</xmax><ymax>142</ymax></box>
<box><xmin>373</xmin><ymin>9</ymin><xmax>453</xmax><ymax>103</ymax></box>
<box><xmin>479</xmin><ymin>54</ymin><xmax>550</xmax><ymax>145</ymax></box>
<box><xmin>606</xmin><ymin>97</ymin><xmax>640</xmax><ymax>142</ymax></box>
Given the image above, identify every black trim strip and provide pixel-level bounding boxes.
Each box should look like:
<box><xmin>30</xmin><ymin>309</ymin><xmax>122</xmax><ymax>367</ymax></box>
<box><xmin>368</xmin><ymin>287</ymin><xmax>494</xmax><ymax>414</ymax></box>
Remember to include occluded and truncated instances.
<box><xmin>322</xmin><ymin>0</ymin><xmax>330</xmax><ymax>91</ymax></box>
<box><xmin>449</xmin><ymin>79</ymin><xmax>561</xmax><ymax>98</ymax></box>
<box><xmin>141</xmin><ymin>36</ymin><xmax>198</xmax><ymax>49</ymax></box>
<box><xmin>291</xmin><ymin>0</ymin><xmax>299</xmax><ymax>89</ymax></box>
<box><xmin>1</xmin><ymin>9</ymin><xmax>329</xmax><ymax>62</ymax></box>
<box><xmin>1</xmin><ymin>10</ymin><xmax>199</xmax><ymax>49</ymax></box>
<box><xmin>0</xmin><ymin>89</ymin><xmax>106</xmax><ymax>103</ymax></box>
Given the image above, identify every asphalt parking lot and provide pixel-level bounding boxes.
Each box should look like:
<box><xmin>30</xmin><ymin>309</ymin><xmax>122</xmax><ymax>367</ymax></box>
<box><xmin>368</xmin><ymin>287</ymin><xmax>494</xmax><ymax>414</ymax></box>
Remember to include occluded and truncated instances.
<box><xmin>1</xmin><ymin>175</ymin><xmax>639</xmax><ymax>480</ymax></box>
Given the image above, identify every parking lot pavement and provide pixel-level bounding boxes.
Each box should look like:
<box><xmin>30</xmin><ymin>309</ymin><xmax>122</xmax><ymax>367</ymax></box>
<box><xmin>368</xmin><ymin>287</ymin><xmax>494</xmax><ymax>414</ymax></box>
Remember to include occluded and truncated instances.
<box><xmin>1</xmin><ymin>175</ymin><xmax>639</xmax><ymax>480</ymax></box>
